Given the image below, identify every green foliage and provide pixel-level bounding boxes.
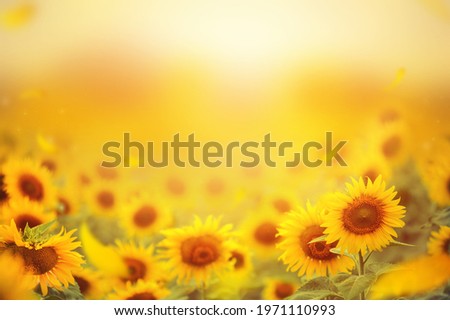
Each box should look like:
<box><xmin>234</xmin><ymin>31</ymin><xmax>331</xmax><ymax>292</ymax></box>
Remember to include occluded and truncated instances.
<box><xmin>41</xmin><ymin>283</ymin><xmax>85</xmax><ymax>300</ymax></box>
<box><xmin>289</xmin><ymin>262</ymin><xmax>396</xmax><ymax>300</ymax></box>
<box><xmin>22</xmin><ymin>220</ymin><xmax>56</xmax><ymax>244</ymax></box>
<box><xmin>334</xmin><ymin>274</ymin><xmax>376</xmax><ymax>300</ymax></box>
<box><xmin>288</xmin><ymin>277</ymin><xmax>344</xmax><ymax>300</ymax></box>
<box><xmin>430</xmin><ymin>207</ymin><xmax>450</xmax><ymax>227</ymax></box>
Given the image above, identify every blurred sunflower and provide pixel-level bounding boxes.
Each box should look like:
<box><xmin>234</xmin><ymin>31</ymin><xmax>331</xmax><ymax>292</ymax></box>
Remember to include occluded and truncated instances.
<box><xmin>261</xmin><ymin>190</ymin><xmax>298</xmax><ymax>215</ymax></box>
<box><xmin>39</xmin><ymin>157</ymin><xmax>59</xmax><ymax>175</ymax></box>
<box><xmin>96</xmin><ymin>166</ymin><xmax>120</xmax><ymax>181</ymax></box>
<box><xmin>322</xmin><ymin>176</ymin><xmax>405</xmax><ymax>255</ymax></box>
<box><xmin>0</xmin><ymin>253</ymin><xmax>36</xmax><ymax>300</ymax></box>
<box><xmin>278</xmin><ymin>203</ymin><xmax>355</xmax><ymax>278</ymax></box>
<box><xmin>115</xmin><ymin>240</ymin><xmax>166</xmax><ymax>285</ymax></box>
<box><xmin>261</xmin><ymin>278</ymin><xmax>299</xmax><ymax>300</ymax></box>
<box><xmin>55</xmin><ymin>188</ymin><xmax>80</xmax><ymax>217</ymax></box>
<box><xmin>0</xmin><ymin>220</ymin><xmax>84</xmax><ymax>295</ymax></box>
<box><xmin>165</xmin><ymin>175</ymin><xmax>188</xmax><ymax>198</ymax></box>
<box><xmin>370</xmin><ymin>224</ymin><xmax>450</xmax><ymax>299</ymax></box>
<box><xmin>369</xmin><ymin>254</ymin><xmax>450</xmax><ymax>299</ymax></box>
<box><xmin>227</xmin><ymin>240</ymin><xmax>253</xmax><ymax>276</ymax></box>
<box><xmin>87</xmin><ymin>182</ymin><xmax>122</xmax><ymax>216</ymax></box>
<box><xmin>206</xmin><ymin>240</ymin><xmax>254</xmax><ymax>299</ymax></box>
<box><xmin>120</xmin><ymin>195</ymin><xmax>173</xmax><ymax>238</ymax></box>
<box><xmin>2</xmin><ymin>199</ymin><xmax>56</xmax><ymax>230</ymax></box>
<box><xmin>428</xmin><ymin>226</ymin><xmax>450</xmax><ymax>256</ymax></box>
<box><xmin>159</xmin><ymin>215</ymin><xmax>233</xmax><ymax>286</ymax></box>
<box><xmin>108</xmin><ymin>280</ymin><xmax>170</xmax><ymax>300</ymax></box>
<box><xmin>73</xmin><ymin>268</ymin><xmax>107</xmax><ymax>300</ymax></box>
<box><xmin>348</xmin><ymin>150</ymin><xmax>392</xmax><ymax>184</ymax></box>
<box><xmin>240</xmin><ymin>211</ymin><xmax>282</xmax><ymax>258</ymax></box>
<box><xmin>416</xmin><ymin>139</ymin><xmax>450</xmax><ymax>206</ymax></box>
<box><xmin>2</xmin><ymin>158</ymin><xmax>56</xmax><ymax>206</ymax></box>
<box><xmin>369</xmin><ymin>120</ymin><xmax>411</xmax><ymax>167</ymax></box>
<box><xmin>0</xmin><ymin>172</ymin><xmax>10</xmax><ymax>209</ymax></box>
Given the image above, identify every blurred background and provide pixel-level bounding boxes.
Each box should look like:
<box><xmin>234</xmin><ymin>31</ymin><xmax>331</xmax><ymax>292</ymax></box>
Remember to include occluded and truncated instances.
<box><xmin>1</xmin><ymin>0</ymin><xmax>449</xmax><ymax>264</ymax></box>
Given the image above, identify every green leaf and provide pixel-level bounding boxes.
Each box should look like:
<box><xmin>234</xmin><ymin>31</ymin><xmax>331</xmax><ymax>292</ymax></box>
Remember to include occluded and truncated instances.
<box><xmin>288</xmin><ymin>276</ymin><xmax>343</xmax><ymax>300</ymax></box>
<box><xmin>329</xmin><ymin>248</ymin><xmax>358</xmax><ymax>265</ymax></box>
<box><xmin>308</xmin><ymin>235</ymin><xmax>328</xmax><ymax>244</ymax></box>
<box><xmin>335</xmin><ymin>274</ymin><xmax>376</xmax><ymax>300</ymax></box>
<box><xmin>41</xmin><ymin>283</ymin><xmax>85</xmax><ymax>300</ymax></box>
<box><xmin>331</xmin><ymin>273</ymin><xmax>353</xmax><ymax>284</ymax></box>
<box><xmin>430</xmin><ymin>207</ymin><xmax>450</xmax><ymax>227</ymax></box>
<box><xmin>23</xmin><ymin>220</ymin><xmax>57</xmax><ymax>244</ymax></box>
<box><xmin>388</xmin><ymin>240</ymin><xmax>415</xmax><ymax>247</ymax></box>
<box><xmin>366</xmin><ymin>262</ymin><xmax>395</xmax><ymax>277</ymax></box>
<box><xmin>299</xmin><ymin>276</ymin><xmax>338</xmax><ymax>292</ymax></box>
<box><xmin>287</xmin><ymin>290</ymin><xmax>344</xmax><ymax>300</ymax></box>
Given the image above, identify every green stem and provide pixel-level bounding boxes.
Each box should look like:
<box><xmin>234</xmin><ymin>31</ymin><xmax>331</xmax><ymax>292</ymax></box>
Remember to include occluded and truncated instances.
<box><xmin>200</xmin><ymin>282</ymin><xmax>206</xmax><ymax>300</ymax></box>
<box><xmin>358</xmin><ymin>251</ymin><xmax>366</xmax><ymax>300</ymax></box>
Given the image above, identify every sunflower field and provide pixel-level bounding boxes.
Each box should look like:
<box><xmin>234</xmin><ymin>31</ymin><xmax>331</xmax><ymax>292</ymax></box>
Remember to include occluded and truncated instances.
<box><xmin>1</xmin><ymin>0</ymin><xmax>449</xmax><ymax>301</ymax></box>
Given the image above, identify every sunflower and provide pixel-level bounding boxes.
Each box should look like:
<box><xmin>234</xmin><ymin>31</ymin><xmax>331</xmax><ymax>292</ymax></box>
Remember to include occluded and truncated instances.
<box><xmin>165</xmin><ymin>175</ymin><xmax>187</xmax><ymax>198</ymax></box>
<box><xmin>158</xmin><ymin>215</ymin><xmax>233</xmax><ymax>286</ymax></box>
<box><xmin>206</xmin><ymin>240</ymin><xmax>254</xmax><ymax>299</ymax></box>
<box><xmin>227</xmin><ymin>240</ymin><xmax>253</xmax><ymax>276</ymax></box>
<box><xmin>0</xmin><ymin>252</ymin><xmax>36</xmax><ymax>300</ymax></box>
<box><xmin>416</xmin><ymin>139</ymin><xmax>450</xmax><ymax>206</ymax></box>
<box><xmin>120</xmin><ymin>194</ymin><xmax>173</xmax><ymax>238</ymax></box>
<box><xmin>55</xmin><ymin>188</ymin><xmax>80</xmax><ymax>217</ymax></box>
<box><xmin>73</xmin><ymin>267</ymin><xmax>107</xmax><ymax>299</ymax></box>
<box><xmin>2</xmin><ymin>199</ymin><xmax>56</xmax><ymax>231</ymax></box>
<box><xmin>348</xmin><ymin>150</ymin><xmax>392</xmax><ymax>184</ymax></box>
<box><xmin>0</xmin><ymin>220</ymin><xmax>84</xmax><ymax>295</ymax></box>
<box><xmin>108</xmin><ymin>279</ymin><xmax>170</xmax><ymax>300</ymax></box>
<box><xmin>86</xmin><ymin>182</ymin><xmax>122</xmax><ymax>216</ymax></box>
<box><xmin>278</xmin><ymin>203</ymin><xmax>355</xmax><ymax>278</ymax></box>
<box><xmin>369</xmin><ymin>119</ymin><xmax>411</xmax><ymax>167</ymax></box>
<box><xmin>322</xmin><ymin>175</ymin><xmax>406</xmax><ymax>255</ymax></box>
<box><xmin>261</xmin><ymin>190</ymin><xmax>299</xmax><ymax>215</ymax></box>
<box><xmin>2</xmin><ymin>158</ymin><xmax>57</xmax><ymax>207</ymax></box>
<box><xmin>370</xmin><ymin>225</ymin><xmax>450</xmax><ymax>299</ymax></box>
<box><xmin>369</xmin><ymin>254</ymin><xmax>450</xmax><ymax>299</ymax></box>
<box><xmin>428</xmin><ymin>226</ymin><xmax>450</xmax><ymax>256</ymax></box>
<box><xmin>261</xmin><ymin>278</ymin><xmax>299</xmax><ymax>300</ymax></box>
<box><xmin>0</xmin><ymin>172</ymin><xmax>10</xmax><ymax>209</ymax></box>
<box><xmin>240</xmin><ymin>211</ymin><xmax>282</xmax><ymax>258</ymax></box>
<box><xmin>115</xmin><ymin>240</ymin><xmax>166</xmax><ymax>285</ymax></box>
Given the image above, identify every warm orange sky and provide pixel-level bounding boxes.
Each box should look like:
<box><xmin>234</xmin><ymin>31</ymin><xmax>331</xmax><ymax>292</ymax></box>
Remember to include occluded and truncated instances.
<box><xmin>1</xmin><ymin>0</ymin><xmax>449</xmax><ymax>161</ymax></box>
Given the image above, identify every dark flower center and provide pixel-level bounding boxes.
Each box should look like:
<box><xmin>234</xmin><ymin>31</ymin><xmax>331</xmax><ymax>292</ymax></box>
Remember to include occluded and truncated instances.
<box><xmin>57</xmin><ymin>197</ymin><xmax>71</xmax><ymax>216</ymax></box>
<box><xmin>300</xmin><ymin>225</ymin><xmax>337</xmax><ymax>260</ymax></box>
<box><xmin>167</xmin><ymin>177</ymin><xmax>185</xmax><ymax>196</ymax></box>
<box><xmin>275</xmin><ymin>283</ymin><xmax>295</xmax><ymax>299</ymax></box>
<box><xmin>126</xmin><ymin>292</ymin><xmax>157</xmax><ymax>300</ymax></box>
<box><xmin>97</xmin><ymin>190</ymin><xmax>115</xmax><ymax>209</ymax></box>
<box><xmin>254</xmin><ymin>222</ymin><xmax>278</xmax><ymax>245</ymax></box>
<box><xmin>229</xmin><ymin>251</ymin><xmax>245</xmax><ymax>269</ymax></box>
<box><xmin>9</xmin><ymin>246</ymin><xmax>58</xmax><ymax>275</ymax></box>
<box><xmin>74</xmin><ymin>276</ymin><xmax>91</xmax><ymax>295</ymax></box>
<box><xmin>343</xmin><ymin>196</ymin><xmax>384</xmax><ymax>234</ymax></box>
<box><xmin>382</xmin><ymin>135</ymin><xmax>401</xmax><ymax>158</ymax></box>
<box><xmin>133</xmin><ymin>206</ymin><xmax>157</xmax><ymax>228</ymax></box>
<box><xmin>0</xmin><ymin>174</ymin><xmax>10</xmax><ymax>203</ymax></box>
<box><xmin>41</xmin><ymin>160</ymin><xmax>57</xmax><ymax>173</ymax></box>
<box><xmin>123</xmin><ymin>258</ymin><xmax>147</xmax><ymax>283</ymax></box>
<box><xmin>18</xmin><ymin>174</ymin><xmax>44</xmax><ymax>201</ymax></box>
<box><xmin>181</xmin><ymin>235</ymin><xmax>220</xmax><ymax>267</ymax></box>
<box><xmin>272</xmin><ymin>198</ymin><xmax>291</xmax><ymax>213</ymax></box>
<box><xmin>14</xmin><ymin>214</ymin><xmax>43</xmax><ymax>230</ymax></box>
